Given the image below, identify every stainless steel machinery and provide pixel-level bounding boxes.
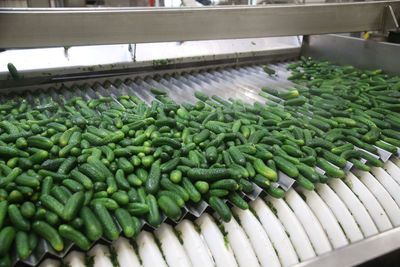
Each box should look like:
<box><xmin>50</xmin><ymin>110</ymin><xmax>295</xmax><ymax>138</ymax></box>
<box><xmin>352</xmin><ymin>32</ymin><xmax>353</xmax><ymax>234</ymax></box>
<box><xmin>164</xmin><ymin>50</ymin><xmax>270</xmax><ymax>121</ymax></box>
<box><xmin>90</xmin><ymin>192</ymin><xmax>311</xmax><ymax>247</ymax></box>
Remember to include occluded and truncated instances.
<box><xmin>1</xmin><ymin>2</ymin><xmax>400</xmax><ymax>267</ymax></box>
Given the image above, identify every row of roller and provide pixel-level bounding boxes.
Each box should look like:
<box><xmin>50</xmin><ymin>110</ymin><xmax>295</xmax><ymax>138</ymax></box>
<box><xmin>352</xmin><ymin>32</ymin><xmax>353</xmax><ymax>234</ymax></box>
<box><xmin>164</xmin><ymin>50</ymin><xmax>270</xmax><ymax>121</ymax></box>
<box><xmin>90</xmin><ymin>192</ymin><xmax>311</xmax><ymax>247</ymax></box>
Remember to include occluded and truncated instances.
<box><xmin>37</xmin><ymin>158</ymin><xmax>400</xmax><ymax>267</ymax></box>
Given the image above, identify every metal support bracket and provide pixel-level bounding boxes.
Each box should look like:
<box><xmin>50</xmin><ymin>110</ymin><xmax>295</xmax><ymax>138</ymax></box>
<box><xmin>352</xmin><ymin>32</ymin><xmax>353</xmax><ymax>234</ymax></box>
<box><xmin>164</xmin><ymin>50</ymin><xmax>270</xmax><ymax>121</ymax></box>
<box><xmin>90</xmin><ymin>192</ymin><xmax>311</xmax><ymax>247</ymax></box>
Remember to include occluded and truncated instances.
<box><xmin>382</xmin><ymin>4</ymin><xmax>400</xmax><ymax>34</ymax></box>
<box><xmin>389</xmin><ymin>4</ymin><xmax>400</xmax><ymax>30</ymax></box>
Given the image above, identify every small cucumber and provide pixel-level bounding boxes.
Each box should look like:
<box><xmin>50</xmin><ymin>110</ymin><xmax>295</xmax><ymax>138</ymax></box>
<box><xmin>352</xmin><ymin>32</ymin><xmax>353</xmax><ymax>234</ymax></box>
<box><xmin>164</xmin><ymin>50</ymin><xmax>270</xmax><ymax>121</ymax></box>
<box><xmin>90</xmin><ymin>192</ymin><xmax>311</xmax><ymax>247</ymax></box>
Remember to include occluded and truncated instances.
<box><xmin>228</xmin><ymin>192</ymin><xmax>248</xmax><ymax>210</ymax></box>
<box><xmin>267</xmin><ymin>186</ymin><xmax>285</xmax><ymax>198</ymax></box>
<box><xmin>209</xmin><ymin>196</ymin><xmax>231</xmax><ymax>222</ymax></box>
<box><xmin>146</xmin><ymin>194</ymin><xmax>162</xmax><ymax>227</ymax></box>
<box><xmin>59</xmin><ymin>224</ymin><xmax>91</xmax><ymax>250</ymax></box>
<box><xmin>146</xmin><ymin>159</ymin><xmax>161</xmax><ymax>194</ymax></box>
<box><xmin>158</xmin><ymin>195</ymin><xmax>182</xmax><ymax>221</ymax></box>
<box><xmin>115</xmin><ymin>208</ymin><xmax>136</xmax><ymax>238</ymax></box>
<box><xmin>0</xmin><ymin>226</ymin><xmax>15</xmax><ymax>256</ymax></box>
<box><xmin>92</xmin><ymin>203</ymin><xmax>119</xmax><ymax>241</ymax></box>
<box><xmin>273</xmin><ymin>156</ymin><xmax>299</xmax><ymax>178</ymax></box>
<box><xmin>80</xmin><ymin>206</ymin><xmax>103</xmax><ymax>241</ymax></box>
<box><xmin>63</xmin><ymin>191</ymin><xmax>84</xmax><ymax>221</ymax></box>
<box><xmin>182</xmin><ymin>177</ymin><xmax>201</xmax><ymax>202</ymax></box>
<box><xmin>8</xmin><ymin>204</ymin><xmax>30</xmax><ymax>231</ymax></box>
<box><xmin>295</xmin><ymin>174</ymin><xmax>315</xmax><ymax>191</ymax></box>
<box><xmin>32</xmin><ymin>221</ymin><xmax>64</xmax><ymax>251</ymax></box>
<box><xmin>15</xmin><ymin>231</ymin><xmax>30</xmax><ymax>259</ymax></box>
<box><xmin>316</xmin><ymin>158</ymin><xmax>344</xmax><ymax>178</ymax></box>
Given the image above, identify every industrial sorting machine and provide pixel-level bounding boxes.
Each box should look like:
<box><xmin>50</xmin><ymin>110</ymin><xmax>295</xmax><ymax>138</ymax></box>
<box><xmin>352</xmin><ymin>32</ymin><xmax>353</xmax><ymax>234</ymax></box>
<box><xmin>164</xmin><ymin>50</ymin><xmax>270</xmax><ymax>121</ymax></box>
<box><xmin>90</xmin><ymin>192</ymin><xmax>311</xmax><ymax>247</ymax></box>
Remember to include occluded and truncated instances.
<box><xmin>1</xmin><ymin>1</ymin><xmax>400</xmax><ymax>267</ymax></box>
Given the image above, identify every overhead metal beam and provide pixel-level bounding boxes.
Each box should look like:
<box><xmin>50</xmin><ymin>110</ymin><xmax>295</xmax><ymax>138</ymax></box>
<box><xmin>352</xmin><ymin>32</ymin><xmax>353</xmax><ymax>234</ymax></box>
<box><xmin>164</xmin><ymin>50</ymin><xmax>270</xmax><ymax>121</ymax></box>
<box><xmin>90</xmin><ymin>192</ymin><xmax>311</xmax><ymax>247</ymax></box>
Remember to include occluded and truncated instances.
<box><xmin>0</xmin><ymin>1</ymin><xmax>400</xmax><ymax>48</ymax></box>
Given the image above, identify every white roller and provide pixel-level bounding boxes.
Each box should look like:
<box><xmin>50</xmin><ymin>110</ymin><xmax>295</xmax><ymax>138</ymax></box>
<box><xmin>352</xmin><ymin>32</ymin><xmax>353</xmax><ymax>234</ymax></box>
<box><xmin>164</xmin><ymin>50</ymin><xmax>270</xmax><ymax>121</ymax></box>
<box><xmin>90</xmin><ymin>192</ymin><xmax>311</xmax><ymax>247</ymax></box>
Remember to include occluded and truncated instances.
<box><xmin>137</xmin><ymin>231</ymin><xmax>168</xmax><ymax>267</ymax></box>
<box><xmin>250</xmin><ymin>198</ymin><xmax>299</xmax><ymax>267</ymax></box>
<box><xmin>154</xmin><ymin>223</ymin><xmax>193</xmax><ymax>267</ymax></box>
<box><xmin>216</xmin><ymin>213</ymin><xmax>260</xmax><ymax>267</ymax></box>
<box><xmin>315</xmin><ymin>183</ymin><xmax>364</xmax><ymax>242</ymax></box>
<box><xmin>328</xmin><ymin>178</ymin><xmax>378</xmax><ymax>237</ymax></box>
<box><xmin>370</xmin><ymin>167</ymin><xmax>400</xmax><ymax>206</ymax></box>
<box><xmin>39</xmin><ymin>259</ymin><xmax>60</xmax><ymax>267</ymax></box>
<box><xmin>87</xmin><ymin>244</ymin><xmax>113</xmax><ymax>267</ymax></box>
<box><xmin>112</xmin><ymin>237</ymin><xmax>142</xmax><ymax>267</ymax></box>
<box><xmin>175</xmin><ymin>220</ymin><xmax>215</xmax><ymax>267</ymax></box>
<box><xmin>354</xmin><ymin>169</ymin><xmax>400</xmax><ymax>227</ymax></box>
<box><xmin>233</xmin><ymin>207</ymin><xmax>280</xmax><ymax>267</ymax></box>
<box><xmin>195</xmin><ymin>213</ymin><xmax>238</xmax><ymax>267</ymax></box>
<box><xmin>266</xmin><ymin>196</ymin><xmax>316</xmax><ymax>261</ymax></box>
<box><xmin>298</xmin><ymin>188</ymin><xmax>348</xmax><ymax>249</ymax></box>
<box><xmin>285</xmin><ymin>189</ymin><xmax>332</xmax><ymax>255</ymax></box>
<box><xmin>63</xmin><ymin>251</ymin><xmax>86</xmax><ymax>267</ymax></box>
<box><xmin>383</xmin><ymin>160</ymin><xmax>400</xmax><ymax>185</ymax></box>
<box><xmin>345</xmin><ymin>172</ymin><xmax>392</xmax><ymax>232</ymax></box>
<box><xmin>392</xmin><ymin>157</ymin><xmax>400</xmax><ymax>168</ymax></box>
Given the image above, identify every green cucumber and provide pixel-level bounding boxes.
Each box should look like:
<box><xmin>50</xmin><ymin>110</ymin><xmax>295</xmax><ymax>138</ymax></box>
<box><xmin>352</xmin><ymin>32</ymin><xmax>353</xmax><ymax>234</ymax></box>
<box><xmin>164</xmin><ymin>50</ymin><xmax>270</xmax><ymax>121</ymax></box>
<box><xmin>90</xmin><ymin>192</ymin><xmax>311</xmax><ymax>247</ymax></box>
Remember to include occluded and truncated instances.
<box><xmin>158</xmin><ymin>195</ymin><xmax>182</xmax><ymax>221</ymax></box>
<box><xmin>267</xmin><ymin>186</ymin><xmax>285</xmax><ymax>198</ymax></box>
<box><xmin>80</xmin><ymin>206</ymin><xmax>103</xmax><ymax>241</ymax></box>
<box><xmin>228</xmin><ymin>192</ymin><xmax>248</xmax><ymax>209</ymax></box>
<box><xmin>146</xmin><ymin>159</ymin><xmax>161</xmax><ymax>194</ymax></box>
<box><xmin>252</xmin><ymin>174</ymin><xmax>270</xmax><ymax>189</ymax></box>
<box><xmin>33</xmin><ymin>221</ymin><xmax>64</xmax><ymax>251</ymax></box>
<box><xmin>297</xmin><ymin>164</ymin><xmax>319</xmax><ymax>183</ymax></box>
<box><xmin>146</xmin><ymin>194</ymin><xmax>162</xmax><ymax>227</ymax></box>
<box><xmin>79</xmin><ymin>163</ymin><xmax>106</xmax><ymax>182</ymax></box>
<box><xmin>321</xmin><ymin>149</ymin><xmax>347</xmax><ymax>168</ymax></box>
<box><xmin>316</xmin><ymin>158</ymin><xmax>344</xmax><ymax>178</ymax></box>
<box><xmin>187</xmin><ymin>168</ymin><xmax>230</xmax><ymax>182</ymax></box>
<box><xmin>115</xmin><ymin>208</ymin><xmax>136</xmax><ymax>237</ymax></box>
<box><xmin>273</xmin><ymin>156</ymin><xmax>299</xmax><ymax>178</ymax></box>
<box><xmin>8</xmin><ymin>204</ymin><xmax>30</xmax><ymax>231</ymax></box>
<box><xmin>63</xmin><ymin>191</ymin><xmax>84</xmax><ymax>221</ymax></box>
<box><xmin>15</xmin><ymin>231</ymin><xmax>30</xmax><ymax>259</ymax></box>
<box><xmin>0</xmin><ymin>226</ymin><xmax>15</xmax><ymax>256</ymax></box>
<box><xmin>182</xmin><ymin>177</ymin><xmax>201</xmax><ymax>202</ymax></box>
<box><xmin>209</xmin><ymin>196</ymin><xmax>231</xmax><ymax>222</ymax></box>
<box><xmin>59</xmin><ymin>224</ymin><xmax>91</xmax><ymax>250</ymax></box>
<box><xmin>92</xmin><ymin>203</ymin><xmax>119</xmax><ymax>240</ymax></box>
<box><xmin>20</xmin><ymin>201</ymin><xmax>35</xmax><ymax>219</ymax></box>
<box><xmin>296</xmin><ymin>174</ymin><xmax>315</xmax><ymax>190</ymax></box>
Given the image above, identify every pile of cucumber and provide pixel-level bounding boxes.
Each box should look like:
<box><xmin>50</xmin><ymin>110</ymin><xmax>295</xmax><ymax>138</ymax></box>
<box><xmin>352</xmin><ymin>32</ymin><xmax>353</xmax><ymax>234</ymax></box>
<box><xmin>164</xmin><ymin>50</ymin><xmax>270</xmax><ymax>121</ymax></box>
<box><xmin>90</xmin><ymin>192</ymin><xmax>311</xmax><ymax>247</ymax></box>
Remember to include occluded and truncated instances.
<box><xmin>0</xmin><ymin>57</ymin><xmax>399</xmax><ymax>266</ymax></box>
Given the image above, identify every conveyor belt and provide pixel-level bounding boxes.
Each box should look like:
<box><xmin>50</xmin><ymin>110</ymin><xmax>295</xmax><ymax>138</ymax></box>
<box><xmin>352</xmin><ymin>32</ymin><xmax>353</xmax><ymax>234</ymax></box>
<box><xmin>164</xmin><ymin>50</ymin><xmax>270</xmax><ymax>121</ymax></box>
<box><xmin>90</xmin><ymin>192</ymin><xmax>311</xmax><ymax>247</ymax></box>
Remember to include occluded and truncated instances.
<box><xmin>39</xmin><ymin>159</ymin><xmax>400</xmax><ymax>267</ymax></box>
<box><xmin>8</xmin><ymin>61</ymin><xmax>400</xmax><ymax>266</ymax></box>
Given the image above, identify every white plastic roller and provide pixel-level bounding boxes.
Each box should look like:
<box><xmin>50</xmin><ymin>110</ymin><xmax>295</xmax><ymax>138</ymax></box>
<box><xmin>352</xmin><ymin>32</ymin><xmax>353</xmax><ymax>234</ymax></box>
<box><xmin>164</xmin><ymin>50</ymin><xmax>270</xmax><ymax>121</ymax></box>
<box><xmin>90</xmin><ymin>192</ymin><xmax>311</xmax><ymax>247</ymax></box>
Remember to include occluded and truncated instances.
<box><xmin>112</xmin><ymin>237</ymin><xmax>142</xmax><ymax>267</ymax></box>
<box><xmin>353</xmin><ymin>169</ymin><xmax>400</xmax><ymax>227</ymax></box>
<box><xmin>39</xmin><ymin>259</ymin><xmax>60</xmax><ymax>267</ymax></box>
<box><xmin>345</xmin><ymin>172</ymin><xmax>392</xmax><ymax>232</ymax></box>
<box><xmin>328</xmin><ymin>178</ymin><xmax>378</xmax><ymax>237</ymax></box>
<box><xmin>175</xmin><ymin>220</ymin><xmax>215</xmax><ymax>267</ymax></box>
<box><xmin>87</xmin><ymin>244</ymin><xmax>113</xmax><ymax>267</ymax></box>
<box><xmin>215</xmin><ymin>213</ymin><xmax>260</xmax><ymax>267</ymax></box>
<box><xmin>370</xmin><ymin>167</ymin><xmax>400</xmax><ymax>206</ymax></box>
<box><xmin>392</xmin><ymin>157</ymin><xmax>400</xmax><ymax>168</ymax></box>
<box><xmin>63</xmin><ymin>251</ymin><xmax>86</xmax><ymax>267</ymax></box>
<box><xmin>285</xmin><ymin>188</ymin><xmax>332</xmax><ymax>255</ymax></box>
<box><xmin>195</xmin><ymin>213</ymin><xmax>238</xmax><ymax>267</ymax></box>
<box><xmin>315</xmin><ymin>183</ymin><xmax>364</xmax><ymax>242</ymax></box>
<box><xmin>383</xmin><ymin>160</ymin><xmax>400</xmax><ymax>185</ymax></box>
<box><xmin>250</xmin><ymin>198</ymin><xmax>299</xmax><ymax>267</ymax></box>
<box><xmin>232</xmin><ymin>207</ymin><xmax>280</xmax><ymax>267</ymax></box>
<box><xmin>154</xmin><ymin>223</ymin><xmax>193</xmax><ymax>267</ymax></box>
<box><xmin>297</xmin><ymin>188</ymin><xmax>349</xmax><ymax>249</ymax></box>
<box><xmin>136</xmin><ymin>231</ymin><xmax>168</xmax><ymax>267</ymax></box>
<box><xmin>266</xmin><ymin>196</ymin><xmax>316</xmax><ymax>261</ymax></box>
